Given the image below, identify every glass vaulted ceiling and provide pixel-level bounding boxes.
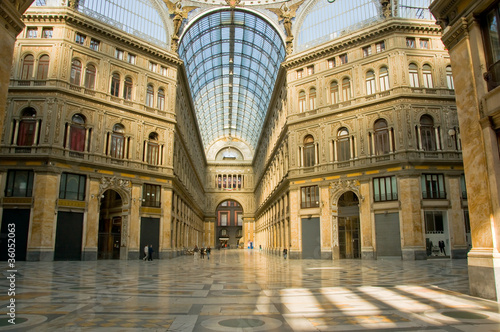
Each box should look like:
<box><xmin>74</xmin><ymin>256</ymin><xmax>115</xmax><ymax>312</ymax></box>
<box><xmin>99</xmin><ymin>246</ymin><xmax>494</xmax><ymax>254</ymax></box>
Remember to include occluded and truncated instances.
<box><xmin>178</xmin><ymin>10</ymin><xmax>286</xmax><ymax>151</ymax></box>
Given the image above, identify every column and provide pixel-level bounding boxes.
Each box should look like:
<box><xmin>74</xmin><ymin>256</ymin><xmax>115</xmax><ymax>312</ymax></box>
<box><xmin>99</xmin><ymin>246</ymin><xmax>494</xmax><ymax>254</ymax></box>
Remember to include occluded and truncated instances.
<box><xmin>128</xmin><ymin>182</ymin><xmax>142</xmax><ymax>259</ymax></box>
<box><xmin>160</xmin><ymin>187</ymin><xmax>173</xmax><ymax>259</ymax></box>
<box><xmin>83</xmin><ymin>177</ymin><xmax>101</xmax><ymax>260</ymax></box>
<box><xmin>12</xmin><ymin>121</ymin><xmax>19</xmax><ymax>145</ymax></box>
<box><xmin>27</xmin><ymin>172</ymin><xmax>58</xmax><ymax>261</ymax></box>
<box><xmin>359</xmin><ymin>179</ymin><xmax>374</xmax><ymax>259</ymax></box>
<box><xmin>399</xmin><ymin>175</ymin><xmax>426</xmax><ymax>260</ymax></box>
<box><xmin>289</xmin><ymin>188</ymin><xmax>300</xmax><ymax>259</ymax></box>
<box><xmin>320</xmin><ymin>185</ymin><xmax>332</xmax><ymax>259</ymax></box>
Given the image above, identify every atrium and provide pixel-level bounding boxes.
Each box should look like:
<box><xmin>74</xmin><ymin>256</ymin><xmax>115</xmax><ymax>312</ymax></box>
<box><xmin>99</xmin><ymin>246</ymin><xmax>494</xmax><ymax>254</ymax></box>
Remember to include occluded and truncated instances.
<box><xmin>0</xmin><ymin>0</ymin><xmax>499</xmax><ymax>314</ymax></box>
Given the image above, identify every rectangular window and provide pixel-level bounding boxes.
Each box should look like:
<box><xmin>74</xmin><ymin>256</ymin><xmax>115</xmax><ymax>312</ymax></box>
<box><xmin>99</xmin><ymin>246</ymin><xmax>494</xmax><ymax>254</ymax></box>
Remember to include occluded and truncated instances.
<box><xmin>460</xmin><ymin>174</ymin><xmax>467</xmax><ymax>199</ymax></box>
<box><xmin>483</xmin><ymin>3</ymin><xmax>500</xmax><ymax>90</ymax></box>
<box><xmin>220</xmin><ymin>212</ymin><xmax>228</xmax><ymax>226</ymax></box>
<box><xmin>142</xmin><ymin>183</ymin><xmax>161</xmax><ymax>207</ymax></box>
<box><xmin>5</xmin><ymin>170</ymin><xmax>34</xmax><ymax>197</ymax></box>
<box><xmin>90</xmin><ymin>38</ymin><xmax>100</xmax><ymax>51</ymax></box>
<box><xmin>296</xmin><ymin>69</ymin><xmax>303</xmax><ymax>79</ymax></box>
<box><xmin>149</xmin><ymin>61</ymin><xmax>157</xmax><ymax>72</ymax></box>
<box><xmin>328</xmin><ymin>58</ymin><xmax>336</xmax><ymax>68</ymax></box>
<box><xmin>363</xmin><ymin>46</ymin><xmax>372</xmax><ymax>57</ymax></box>
<box><xmin>127</xmin><ymin>53</ymin><xmax>136</xmax><ymax>64</ymax></box>
<box><xmin>27</xmin><ymin>27</ymin><xmax>37</xmax><ymax>38</ymax></box>
<box><xmin>373</xmin><ymin>176</ymin><xmax>398</xmax><ymax>202</ymax></box>
<box><xmin>406</xmin><ymin>37</ymin><xmax>416</xmax><ymax>48</ymax></box>
<box><xmin>301</xmin><ymin>185</ymin><xmax>320</xmax><ymax>208</ymax></box>
<box><xmin>420</xmin><ymin>39</ymin><xmax>429</xmax><ymax>49</ymax></box>
<box><xmin>307</xmin><ymin>65</ymin><xmax>314</xmax><ymax>75</ymax></box>
<box><xmin>376</xmin><ymin>41</ymin><xmax>385</xmax><ymax>53</ymax></box>
<box><xmin>59</xmin><ymin>173</ymin><xmax>86</xmax><ymax>201</ymax></box>
<box><xmin>42</xmin><ymin>28</ymin><xmax>53</xmax><ymax>38</ymax></box>
<box><xmin>422</xmin><ymin>174</ymin><xmax>446</xmax><ymax>199</ymax></box>
<box><xmin>340</xmin><ymin>53</ymin><xmax>348</xmax><ymax>64</ymax></box>
<box><xmin>115</xmin><ymin>49</ymin><xmax>124</xmax><ymax>60</ymax></box>
<box><xmin>75</xmin><ymin>32</ymin><xmax>86</xmax><ymax>45</ymax></box>
<box><xmin>424</xmin><ymin>211</ymin><xmax>444</xmax><ymax>234</ymax></box>
<box><xmin>160</xmin><ymin>66</ymin><xmax>168</xmax><ymax>76</ymax></box>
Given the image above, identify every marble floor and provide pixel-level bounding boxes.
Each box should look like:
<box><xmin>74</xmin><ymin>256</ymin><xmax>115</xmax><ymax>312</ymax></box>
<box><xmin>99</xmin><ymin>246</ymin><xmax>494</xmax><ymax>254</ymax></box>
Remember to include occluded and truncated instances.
<box><xmin>1</xmin><ymin>249</ymin><xmax>499</xmax><ymax>331</ymax></box>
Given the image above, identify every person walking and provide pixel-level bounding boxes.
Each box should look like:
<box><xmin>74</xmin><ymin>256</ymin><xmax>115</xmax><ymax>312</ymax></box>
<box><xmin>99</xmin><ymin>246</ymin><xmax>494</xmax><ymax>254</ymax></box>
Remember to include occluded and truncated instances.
<box><xmin>143</xmin><ymin>245</ymin><xmax>149</xmax><ymax>261</ymax></box>
<box><xmin>200</xmin><ymin>247</ymin><xmax>205</xmax><ymax>259</ymax></box>
<box><xmin>206</xmin><ymin>246</ymin><xmax>211</xmax><ymax>260</ymax></box>
<box><xmin>194</xmin><ymin>245</ymin><xmax>199</xmax><ymax>260</ymax></box>
<box><xmin>283</xmin><ymin>248</ymin><xmax>288</xmax><ymax>259</ymax></box>
<box><xmin>148</xmin><ymin>244</ymin><xmax>154</xmax><ymax>261</ymax></box>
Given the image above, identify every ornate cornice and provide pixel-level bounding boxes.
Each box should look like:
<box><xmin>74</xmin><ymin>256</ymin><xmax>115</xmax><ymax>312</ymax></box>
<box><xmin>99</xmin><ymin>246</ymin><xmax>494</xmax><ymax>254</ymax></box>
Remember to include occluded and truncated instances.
<box><xmin>1</xmin><ymin>1</ymin><xmax>26</xmax><ymax>35</ymax></box>
<box><xmin>283</xmin><ymin>19</ymin><xmax>442</xmax><ymax>69</ymax></box>
<box><xmin>22</xmin><ymin>10</ymin><xmax>183</xmax><ymax>66</ymax></box>
<box><xmin>441</xmin><ymin>17</ymin><xmax>469</xmax><ymax>51</ymax></box>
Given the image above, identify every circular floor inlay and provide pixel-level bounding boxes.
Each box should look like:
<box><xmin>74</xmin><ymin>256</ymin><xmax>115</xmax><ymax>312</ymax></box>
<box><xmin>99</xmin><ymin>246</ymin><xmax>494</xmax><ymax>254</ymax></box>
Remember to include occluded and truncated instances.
<box><xmin>0</xmin><ymin>317</ymin><xmax>28</xmax><ymax>327</ymax></box>
<box><xmin>219</xmin><ymin>318</ymin><xmax>265</xmax><ymax>328</ymax></box>
<box><xmin>201</xmin><ymin>315</ymin><xmax>283</xmax><ymax>331</ymax></box>
<box><xmin>442</xmin><ymin>311</ymin><xmax>489</xmax><ymax>320</ymax></box>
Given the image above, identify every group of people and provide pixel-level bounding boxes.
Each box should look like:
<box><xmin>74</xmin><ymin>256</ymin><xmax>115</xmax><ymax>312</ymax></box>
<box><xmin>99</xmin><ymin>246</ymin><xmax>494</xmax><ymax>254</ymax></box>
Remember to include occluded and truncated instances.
<box><xmin>193</xmin><ymin>245</ymin><xmax>211</xmax><ymax>259</ymax></box>
<box><xmin>143</xmin><ymin>244</ymin><xmax>154</xmax><ymax>261</ymax></box>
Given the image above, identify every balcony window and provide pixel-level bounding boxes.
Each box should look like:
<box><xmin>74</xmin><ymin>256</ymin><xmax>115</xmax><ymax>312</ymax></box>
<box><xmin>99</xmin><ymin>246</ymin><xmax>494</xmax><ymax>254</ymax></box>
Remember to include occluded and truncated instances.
<box><xmin>36</xmin><ymin>55</ymin><xmax>50</xmax><ymax>80</ymax></box>
<box><xmin>70</xmin><ymin>59</ymin><xmax>82</xmax><ymax>85</ymax></box>
<box><xmin>422</xmin><ymin>174</ymin><xmax>446</xmax><ymax>199</ymax></box>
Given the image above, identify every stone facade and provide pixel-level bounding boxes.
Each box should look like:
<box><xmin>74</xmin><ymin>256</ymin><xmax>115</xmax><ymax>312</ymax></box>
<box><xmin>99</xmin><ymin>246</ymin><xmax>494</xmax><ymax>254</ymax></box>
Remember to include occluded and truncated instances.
<box><xmin>430</xmin><ymin>0</ymin><xmax>500</xmax><ymax>301</ymax></box>
<box><xmin>0</xmin><ymin>3</ymin><xmax>469</xmax><ymax>274</ymax></box>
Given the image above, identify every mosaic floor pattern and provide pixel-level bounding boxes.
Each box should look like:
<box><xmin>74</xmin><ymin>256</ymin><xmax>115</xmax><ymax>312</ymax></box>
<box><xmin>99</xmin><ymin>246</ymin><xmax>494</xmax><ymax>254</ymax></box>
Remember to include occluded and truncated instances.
<box><xmin>1</xmin><ymin>249</ymin><xmax>499</xmax><ymax>331</ymax></box>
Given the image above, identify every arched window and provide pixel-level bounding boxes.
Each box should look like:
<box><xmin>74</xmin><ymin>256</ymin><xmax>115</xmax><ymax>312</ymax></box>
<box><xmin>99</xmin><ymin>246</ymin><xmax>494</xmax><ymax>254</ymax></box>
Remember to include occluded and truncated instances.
<box><xmin>146</xmin><ymin>132</ymin><xmax>159</xmax><ymax>165</ymax></box>
<box><xmin>379</xmin><ymin>66</ymin><xmax>389</xmax><ymax>91</ymax></box>
<box><xmin>21</xmin><ymin>55</ymin><xmax>34</xmax><ymax>80</ymax></box>
<box><xmin>84</xmin><ymin>64</ymin><xmax>96</xmax><ymax>90</ymax></box>
<box><xmin>342</xmin><ymin>78</ymin><xmax>351</xmax><ymax>101</ymax></box>
<box><xmin>69</xmin><ymin>114</ymin><xmax>86</xmax><ymax>152</ymax></box>
<box><xmin>123</xmin><ymin>76</ymin><xmax>133</xmax><ymax>100</ymax></box>
<box><xmin>110</xmin><ymin>123</ymin><xmax>125</xmax><ymax>158</ymax></box>
<box><xmin>409</xmin><ymin>63</ymin><xmax>419</xmax><ymax>87</ymax></box>
<box><xmin>446</xmin><ymin>66</ymin><xmax>454</xmax><ymax>89</ymax></box>
<box><xmin>374</xmin><ymin>119</ymin><xmax>390</xmax><ymax>155</ymax></box>
<box><xmin>110</xmin><ymin>73</ymin><xmax>120</xmax><ymax>97</ymax></box>
<box><xmin>36</xmin><ymin>55</ymin><xmax>49</xmax><ymax>80</ymax></box>
<box><xmin>17</xmin><ymin>108</ymin><xmax>37</xmax><ymax>146</ymax></box>
<box><xmin>366</xmin><ymin>70</ymin><xmax>376</xmax><ymax>95</ymax></box>
<box><xmin>420</xmin><ymin>115</ymin><xmax>436</xmax><ymax>151</ymax></box>
<box><xmin>330</xmin><ymin>81</ymin><xmax>339</xmax><ymax>104</ymax></box>
<box><xmin>337</xmin><ymin>128</ymin><xmax>351</xmax><ymax>161</ymax></box>
<box><xmin>157</xmin><ymin>88</ymin><xmax>165</xmax><ymax>110</ymax></box>
<box><xmin>298</xmin><ymin>90</ymin><xmax>306</xmax><ymax>112</ymax></box>
<box><xmin>146</xmin><ymin>85</ymin><xmax>154</xmax><ymax>107</ymax></box>
<box><xmin>70</xmin><ymin>59</ymin><xmax>82</xmax><ymax>85</ymax></box>
<box><xmin>422</xmin><ymin>64</ymin><xmax>433</xmax><ymax>88</ymax></box>
<box><xmin>303</xmin><ymin>135</ymin><xmax>315</xmax><ymax>167</ymax></box>
<box><xmin>309</xmin><ymin>88</ymin><xmax>316</xmax><ymax>110</ymax></box>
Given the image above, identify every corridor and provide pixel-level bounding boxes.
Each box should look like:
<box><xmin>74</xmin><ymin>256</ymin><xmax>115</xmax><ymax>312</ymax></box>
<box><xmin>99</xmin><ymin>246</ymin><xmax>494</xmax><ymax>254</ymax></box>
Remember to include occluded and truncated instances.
<box><xmin>1</xmin><ymin>250</ymin><xmax>499</xmax><ymax>331</ymax></box>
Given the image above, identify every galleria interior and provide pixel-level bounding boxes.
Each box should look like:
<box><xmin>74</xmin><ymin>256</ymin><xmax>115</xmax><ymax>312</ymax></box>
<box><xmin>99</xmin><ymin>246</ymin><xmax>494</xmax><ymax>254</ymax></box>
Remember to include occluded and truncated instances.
<box><xmin>1</xmin><ymin>0</ymin><xmax>500</xmax><ymax>301</ymax></box>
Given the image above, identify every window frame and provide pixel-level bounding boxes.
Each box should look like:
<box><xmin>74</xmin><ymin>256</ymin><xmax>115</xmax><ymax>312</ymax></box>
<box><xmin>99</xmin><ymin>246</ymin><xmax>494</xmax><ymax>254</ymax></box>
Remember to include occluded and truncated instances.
<box><xmin>142</xmin><ymin>183</ymin><xmax>161</xmax><ymax>208</ymax></box>
<box><xmin>5</xmin><ymin>170</ymin><xmax>34</xmax><ymax>197</ymax></box>
<box><xmin>301</xmin><ymin>185</ymin><xmax>320</xmax><ymax>209</ymax></box>
<box><xmin>59</xmin><ymin>172</ymin><xmax>86</xmax><ymax>201</ymax></box>
<box><xmin>373</xmin><ymin>175</ymin><xmax>398</xmax><ymax>202</ymax></box>
<box><xmin>422</xmin><ymin>173</ymin><xmax>447</xmax><ymax>199</ymax></box>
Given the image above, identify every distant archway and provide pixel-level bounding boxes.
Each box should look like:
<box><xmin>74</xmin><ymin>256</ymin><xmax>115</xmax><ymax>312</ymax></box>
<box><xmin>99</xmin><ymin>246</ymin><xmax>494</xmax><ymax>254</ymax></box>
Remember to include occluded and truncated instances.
<box><xmin>215</xmin><ymin>200</ymin><xmax>243</xmax><ymax>249</ymax></box>
<box><xmin>98</xmin><ymin>189</ymin><xmax>123</xmax><ymax>259</ymax></box>
<box><xmin>338</xmin><ymin>191</ymin><xmax>360</xmax><ymax>259</ymax></box>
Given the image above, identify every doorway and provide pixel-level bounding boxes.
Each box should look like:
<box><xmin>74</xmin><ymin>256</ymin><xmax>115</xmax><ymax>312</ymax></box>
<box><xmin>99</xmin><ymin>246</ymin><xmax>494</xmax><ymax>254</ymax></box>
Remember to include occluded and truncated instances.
<box><xmin>0</xmin><ymin>209</ymin><xmax>30</xmax><ymax>261</ymax></box>
<box><xmin>54</xmin><ymin>211</ymin><xmax>83</xmax><ymax>260</ymax></box>
<box><xmin>98</xmin><ymin>190</ymin><xmax>122</xmax><ymax>259</ymax></box>
<box><xmin>140</xmin><ymin>217</ymin><xmax>160</xmax><ymax>260</ymax></box>
<box><xmin>301</xmin><ymin>217</ymin><xmax>321</xmax><ymax>259</ymax></box>
<box><xmin>338</xmin><ymin>191</ymin><xmax>360</xmax><ymax>259</ymax></box>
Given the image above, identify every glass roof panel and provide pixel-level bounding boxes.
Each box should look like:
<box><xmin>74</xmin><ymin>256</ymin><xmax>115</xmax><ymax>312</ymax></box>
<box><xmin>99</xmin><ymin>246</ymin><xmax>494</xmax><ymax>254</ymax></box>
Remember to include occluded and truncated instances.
<box><xmin>179</xmin><ymin>9</ymin><xmax>286</xmax><ymax>150</ymax></box>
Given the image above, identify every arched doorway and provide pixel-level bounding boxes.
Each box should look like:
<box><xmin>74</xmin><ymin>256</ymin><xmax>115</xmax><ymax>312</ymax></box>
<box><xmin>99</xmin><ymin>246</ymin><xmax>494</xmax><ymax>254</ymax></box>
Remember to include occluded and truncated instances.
<box><xmin>338</xmin><ymin>191</ymin><xmax>360</xmax><ymax>259</ymax></box>
<box><xmin>98</xmin><ymin>189</ymin><xmax>122</xmax><ymax>259</ymax></box>
<box><xmin>215</xmin><ymin>200</ymin><xmax>243</xmax><ymax>249</ymax></box>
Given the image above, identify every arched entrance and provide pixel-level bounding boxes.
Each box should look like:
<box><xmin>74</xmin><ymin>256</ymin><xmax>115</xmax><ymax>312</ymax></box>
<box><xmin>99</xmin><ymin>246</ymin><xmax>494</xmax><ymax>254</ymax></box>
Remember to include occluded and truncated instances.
<box><xmin>215</xmin><ymin>200</ymin><xmax>243</xmax><ymax>249</ymax></box>
<box><xmin>338</xmin><ymin>191</ymin><xmax>360</xmax><ymax>259</ymax></box>
<box><xmin>98</xmin><ymin>189</ymin><xmax>122</xmax><ymax>259</ymax></box>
